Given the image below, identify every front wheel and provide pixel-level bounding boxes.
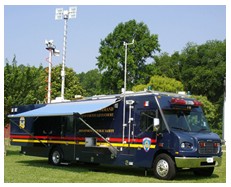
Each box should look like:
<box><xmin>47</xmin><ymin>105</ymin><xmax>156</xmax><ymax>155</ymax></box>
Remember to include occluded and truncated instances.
<box><xmin>153</xmin><ymin>153</ymin><xmax>176</xmax><ymax>180</ymax></box>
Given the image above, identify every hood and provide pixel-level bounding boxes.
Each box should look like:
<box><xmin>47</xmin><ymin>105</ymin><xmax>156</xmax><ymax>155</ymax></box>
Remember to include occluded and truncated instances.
<box><xmin>172</xmin><ymin>130</ymin><xmax>221</xmax><ymax>143</ymax></box>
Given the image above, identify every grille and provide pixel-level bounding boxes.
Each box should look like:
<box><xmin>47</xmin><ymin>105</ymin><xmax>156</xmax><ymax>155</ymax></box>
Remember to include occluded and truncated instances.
<box><xmin>198</xmin><ymin>141</ymin><xmax>219</xmax><ymax>154</ymax></box>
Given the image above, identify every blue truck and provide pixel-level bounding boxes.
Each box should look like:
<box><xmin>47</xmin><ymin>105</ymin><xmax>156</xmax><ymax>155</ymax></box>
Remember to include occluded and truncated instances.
<box><xmin>9</xmin><ymin>90</ymin><xmax>222</xmax><ymax>180</ymax></box>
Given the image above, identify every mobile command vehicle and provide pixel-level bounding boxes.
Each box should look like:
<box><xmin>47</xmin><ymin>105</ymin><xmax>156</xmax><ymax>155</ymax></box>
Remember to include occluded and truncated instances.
<box><xmin>9</xmin><ymin>91</ymin><xmax>222</xmax><ymax>180</ymax></box>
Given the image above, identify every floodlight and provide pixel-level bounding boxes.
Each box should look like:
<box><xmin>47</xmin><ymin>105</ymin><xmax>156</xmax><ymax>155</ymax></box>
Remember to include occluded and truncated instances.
<box><xmin>53</xmin><ymin>49</ymin><xmax>60</xmax><ymax>56</ymax></box>
<box><xmin>56</xmin><ymin>8</ymin><xmax>63</xmax><ymax>14</ymax></box>
<box><xmin>48</xmin><ymin>40</ymin><xmax>54</xmax><ymax>44</ymax></box>
<box><xmin>55</xmin><ymin>8</ymin><xmax>63</xmax><ymax>20</ymax></box>
<box><xmin>69</xmin><ymin>6</ymin><xmax>77</xmax><ymax>13</ymax></box>
<box><xmin>69</xmin><ymin>7</ymin><xmax>77</xmax><ymax>19</ymax></box>
<box><xmin>45</xmin><ymin>40</ymin><xmax>55</xmax><ymax>48</ymax></box>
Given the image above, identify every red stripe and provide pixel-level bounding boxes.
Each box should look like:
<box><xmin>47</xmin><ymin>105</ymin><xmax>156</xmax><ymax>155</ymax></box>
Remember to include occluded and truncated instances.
<box><xmin>10</xmin><ymin>135</ymin><xmax>85</xmax><ymax>141</ymax></box>
<box><xmin>10</xmin><ymin>135</ymin><xmax>31</xmax><ymax>139</ymax></box>
<box><xmin>97</xmin><ymin>137</ymin><xmax>156</xmax><ymax>143</ymax></box>
<box><xmin>10</xmin><ymin>134</ymin><xmax>156</xmax><ymax>143</ymax></box>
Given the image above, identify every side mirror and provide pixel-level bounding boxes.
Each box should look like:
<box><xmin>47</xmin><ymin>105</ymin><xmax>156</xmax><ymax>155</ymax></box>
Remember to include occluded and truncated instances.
<box><xmin>153</xmin><ymin>118</ymin><xmax>160</xmax><ymax>131</ymax></box>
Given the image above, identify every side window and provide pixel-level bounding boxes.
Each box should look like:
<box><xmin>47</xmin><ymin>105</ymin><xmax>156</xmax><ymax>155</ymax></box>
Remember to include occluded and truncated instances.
<box><xmin>140</xmin><ymin>111</ymin><xmax>156</xmax><ymax>132</ymax></box>
<box><xmin>64</xmin><ymin>116</ymin><xmax>74</xmax><ymax>135</ymax></box>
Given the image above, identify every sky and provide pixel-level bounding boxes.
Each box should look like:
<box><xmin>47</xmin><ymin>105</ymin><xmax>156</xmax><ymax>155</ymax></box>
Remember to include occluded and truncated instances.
<box><xmin>4</xmin><ymin>5</ymin><xmax>226</xmax><ymax>73</ymax></box>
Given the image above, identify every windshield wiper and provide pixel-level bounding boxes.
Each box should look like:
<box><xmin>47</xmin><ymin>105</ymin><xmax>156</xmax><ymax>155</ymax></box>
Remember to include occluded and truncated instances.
<box><xmin>171</xmin><ymin>127</ymin><xmax>188</xmax><ymax>132</ymax></box>
<box><xmin>198</xmin><ymin>128</ymin><xmax>210</xmax><ymax>132</ymax></box>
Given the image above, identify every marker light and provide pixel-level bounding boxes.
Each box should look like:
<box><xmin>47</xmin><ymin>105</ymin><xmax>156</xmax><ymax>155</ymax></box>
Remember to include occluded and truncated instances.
<box><xmin>171</xmin><ymin>98</ymin><xmax>202</xmax><ymax>107</ymax></box>
<box><xmin>213</xmin><ymin>142</ymin><xmax>220</xmax><ymax>148</ymax></box>
<box><xmin>171</xmin><ymin>98</ymin><xmax>186</xmax><ymax>105</ymax></box>
<box><xmin>199</xmin><ymin>142</ymin><xmax>206</xmax><ymax>148</ymax></box>
<box><xmin>193</xmin><ymin>100</ymin><xmax>202</xmax><ymax>107</ymax></box>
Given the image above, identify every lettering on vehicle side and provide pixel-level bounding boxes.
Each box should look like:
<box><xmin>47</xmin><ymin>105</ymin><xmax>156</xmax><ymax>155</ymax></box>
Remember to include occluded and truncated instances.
<box><xmin>82</xmin><ymin>107</ymin><xmax>115</xmax><ymax>118</ymax></box>
<box><xmin>78</xmin><ymin>129</ymin><xmax>115</xmax><ymax>133</ymax></box>
<box><xmin>82</xmin><ymin>113</ymin><xmax>114</xmax><ymax>118</ymax></box>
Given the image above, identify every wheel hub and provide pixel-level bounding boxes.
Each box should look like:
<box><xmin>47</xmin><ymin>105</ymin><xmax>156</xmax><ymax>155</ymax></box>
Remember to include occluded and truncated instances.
<box><xmin>156</xmin><ymin>159</ymin><xmax>169</xmax><ymax>177</ymax></box>
<box><xmin>52</xmin><ymin>151</ymin><xmax>60</xmax><ymax>164</ymax></box>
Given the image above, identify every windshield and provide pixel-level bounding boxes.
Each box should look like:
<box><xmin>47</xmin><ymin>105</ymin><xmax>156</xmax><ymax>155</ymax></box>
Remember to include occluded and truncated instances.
<box><xmin>163</xmin><ymin>110</ymin><xmax>210</xmax><ymax>132</ymax></box>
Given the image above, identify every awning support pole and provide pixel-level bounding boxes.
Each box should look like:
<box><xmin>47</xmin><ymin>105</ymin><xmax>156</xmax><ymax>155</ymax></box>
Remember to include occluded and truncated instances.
<box><xmin>9</xmin><ymin>119</ymin><xmax>48</xmax><ymax>147</ymax></box>
<box><xmin>74</xmin><ymin>113</ymin><xmax>119</xmax><ymax>156</ymax></box>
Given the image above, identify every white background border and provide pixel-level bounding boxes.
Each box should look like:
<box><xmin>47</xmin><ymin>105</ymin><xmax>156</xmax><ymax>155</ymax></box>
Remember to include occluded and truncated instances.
<box><xmin>1</xmin><ymin>0</ymin><xmax>229</xmax><ymax>185</ymax></box>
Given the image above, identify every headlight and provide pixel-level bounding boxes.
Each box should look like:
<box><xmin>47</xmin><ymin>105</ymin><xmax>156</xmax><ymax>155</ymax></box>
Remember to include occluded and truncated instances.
<box><xmin>181</xmin><ymin>142</ymin><xmax>193</xmax><ymax>149</ymax></box>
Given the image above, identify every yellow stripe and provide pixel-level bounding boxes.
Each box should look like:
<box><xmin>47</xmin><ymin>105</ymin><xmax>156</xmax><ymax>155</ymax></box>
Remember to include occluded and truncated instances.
<box><xmin>12</xmin><ymin>139</ymin><xmax>156</xmax><ymax>149</ymax></box>
<box><xmin>97</xmin><ymin>142</ymin><xmax>155</xmax><ymax>149</ymax></box>
<box><xmin>12</xmin><ymin>139</ymin><xmax>45</xmax><ymax>143</ymax></box>
<box><xmin>12</xmin><ymin>139</ymin><xmax>76</xmax><ymax>145</ymax></box>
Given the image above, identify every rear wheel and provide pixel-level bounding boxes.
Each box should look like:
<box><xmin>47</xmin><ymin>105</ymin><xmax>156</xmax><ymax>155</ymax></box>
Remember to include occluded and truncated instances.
<box><xmin>49</xmin><ymin>147</ymin><xmax>63</xmax><ymax>166</ymax></box>
<box><xmin>153</xmin><ymin>153</ymin><xmax>176</xmax><ymax>180</ymax></box>
<box><xmin>193</xmin><ymin>167</ymin><xmax>214</xmax><ymax>177</ymax></box>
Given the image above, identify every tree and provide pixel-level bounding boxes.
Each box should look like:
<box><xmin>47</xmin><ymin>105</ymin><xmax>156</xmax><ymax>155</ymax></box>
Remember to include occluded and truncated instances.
<box><xmin>50</xmin><ymin>65</ymin><xmax>85</xmax><ymax>100</ymax></box>
<box><xmin>97</xmin><ymin>19</ymin><xmax>160</xmax><ymax>94</ymax></box>
<box><xmin>153</xmin><ymin>52</ymin><xmax>181</xmax><ymax>81</ymax></box>
<box><xmin>132</xmin><ymin>75</ymin><xmax>184</xmax><ymax>93</ymax></box>
<box><xmin>4</xmin><ymin>56</ymin><xmax>46</xmax><ymax>124</ymax></box>
<box><xmin>78</xmin><ymin>69</ymin><xmax>102</xmax><ymax>97</ymax></box>
<box><xmin>180</xmin><ymin>40</ymin><xmax>226</xmax><ymax>103</ymax></box>
<box><xmin>4</xmin><ymin>58</ymin><xmax>85</xmax><ymax>125</ymax></box>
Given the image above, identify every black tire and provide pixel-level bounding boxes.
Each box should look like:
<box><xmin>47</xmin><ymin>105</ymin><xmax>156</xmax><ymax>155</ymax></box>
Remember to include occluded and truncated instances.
<box><xmin>193</xmin><ymin>167</ymin><xmax>214</xmax><ymax>177</ymax></box>
<box><xmin>49</xmin><ymin>147</ymin><xmax>63</xmax><ymax>166</ymax></box>
<box><xmin>153</xmin><ymin>153</ymin><xmax>176</xmax><ymax>180</ymax></box>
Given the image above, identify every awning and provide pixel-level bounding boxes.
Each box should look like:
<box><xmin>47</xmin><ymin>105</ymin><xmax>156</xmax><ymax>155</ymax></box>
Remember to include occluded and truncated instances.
<box><xmin>8</xmin><ymin>98</ymin><xmax>118</xmax><ymax>118</ymax></box>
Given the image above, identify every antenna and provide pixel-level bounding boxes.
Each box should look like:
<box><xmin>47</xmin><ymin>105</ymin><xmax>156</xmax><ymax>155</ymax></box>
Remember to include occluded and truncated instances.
<box><xmin>55</xmin><ymin>7</ymin><xmax>77</xmax><ymax>101</ymax></box>
<box><xmin>122</xmin><ymin>39</ymin><xmax>134</xmax><ymax>144</ymax></box>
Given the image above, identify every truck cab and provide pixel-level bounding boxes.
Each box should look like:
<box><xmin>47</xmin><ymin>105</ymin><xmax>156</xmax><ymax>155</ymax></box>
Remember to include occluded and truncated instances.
<box><xmin>150</xmin><ymin>94</ymin><xmax>222</xmax><ymax>179</ymax></box>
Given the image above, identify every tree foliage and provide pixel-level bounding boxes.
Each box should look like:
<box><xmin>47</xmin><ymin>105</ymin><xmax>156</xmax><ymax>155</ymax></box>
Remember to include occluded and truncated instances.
<box><xmin>4</xmin><ymin>56</ymin><xmax>46</xmax><ymax>123</ymax></box>
<box><xmin>50</xmin><ymin>65</ymin><xmax>85</xmax><ymax>100</ymax></box>
<box><xmin>78</xmin><ymin>69</ymin><xmax>102</xmax><ymax>97</ymax></box>
<box><xmin>153</xmin><ymin>52</ymin><xmax>181</xmax><ymax>80</ymax></box>
<box><xmin>133</xmin><ymin>75</ymin><xmax>184</xmax><ymax>93</ymax></box>
<box><xmin>4</xmin><ymin>57</ymin><xmax>84</xmax><ymax>124</ymax></box>
<box><xmin>4</xmin><ymin>56</ymin><xmax>46</xmax><ymax>106</ymax></box>
<box><xmin>152</xmin><ymin>40</ymin><xmax>226</xmax><ymax>104</ymax></box>
<box><xmin>180</xmin><ymin>40</ymin><xmax>226</xmax><ymax>103</ymax></box>
<box><xmin>97</xmin><ymin>19</ymin><xmax>160</xmax><ymax>94</ymax></box>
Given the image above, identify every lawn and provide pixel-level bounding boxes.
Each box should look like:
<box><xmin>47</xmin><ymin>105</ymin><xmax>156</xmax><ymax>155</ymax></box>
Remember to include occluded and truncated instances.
<box><xmin>4</xmin><ymin>144</ymin><xmax>226</xmax><ymax>183</ymax></box>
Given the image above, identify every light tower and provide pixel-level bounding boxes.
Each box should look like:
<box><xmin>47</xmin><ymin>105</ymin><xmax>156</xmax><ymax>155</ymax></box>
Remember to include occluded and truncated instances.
<box><xmin>55</xmin><ymin>7</ymin><xmax>77</xmax><ymax>101</ymax></box>
<box><xmin>45</xmin><ymin>40</ymin><xmax>60</xmax><ymax>103</ymax></box>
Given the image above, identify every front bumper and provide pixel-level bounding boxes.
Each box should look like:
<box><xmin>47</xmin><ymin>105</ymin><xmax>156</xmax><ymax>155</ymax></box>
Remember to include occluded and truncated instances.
<box><xmin>175</xmin><ymin>156</ymin><xmax>222</xmax><ymax>168</ymax></box>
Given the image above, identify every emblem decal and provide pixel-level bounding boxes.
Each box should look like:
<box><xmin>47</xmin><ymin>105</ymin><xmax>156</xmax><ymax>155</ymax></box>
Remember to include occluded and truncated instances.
<box><xmin>19</xmin><ymin>116</ymin><xmax>25</xmax><ymax>129</ymax></box>
<box><xmin>142</xmin><ymin>137</ymin><xmax>151</xmax><ymax>152</ymax></box>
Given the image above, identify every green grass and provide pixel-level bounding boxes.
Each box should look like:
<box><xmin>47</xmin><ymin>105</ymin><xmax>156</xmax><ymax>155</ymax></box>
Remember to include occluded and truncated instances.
<box><xmin>4</xmin><ymin>145</ymin><xmax>226</xmax><ymax>183</ymax></box>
